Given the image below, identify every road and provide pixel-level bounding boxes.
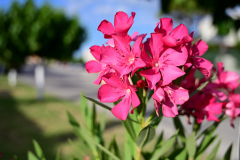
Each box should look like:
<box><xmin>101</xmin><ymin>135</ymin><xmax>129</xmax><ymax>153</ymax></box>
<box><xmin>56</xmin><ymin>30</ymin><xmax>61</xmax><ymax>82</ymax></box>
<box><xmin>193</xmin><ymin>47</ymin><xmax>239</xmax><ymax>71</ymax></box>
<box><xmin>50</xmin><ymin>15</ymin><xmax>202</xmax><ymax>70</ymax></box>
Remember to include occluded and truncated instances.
<box><xmin>18</xmin><ymin>64</ymin><xmax>239</xmax><ymax>159</ymax></box>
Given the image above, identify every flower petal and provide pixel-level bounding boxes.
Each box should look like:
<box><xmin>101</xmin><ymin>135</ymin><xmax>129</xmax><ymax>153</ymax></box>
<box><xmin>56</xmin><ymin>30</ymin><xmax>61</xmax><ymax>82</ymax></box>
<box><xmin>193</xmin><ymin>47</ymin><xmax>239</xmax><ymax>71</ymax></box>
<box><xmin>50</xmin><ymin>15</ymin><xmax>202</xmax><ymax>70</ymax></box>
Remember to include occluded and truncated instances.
<box><xmin>98</xmin><ymin>84</ymin><xmax>124</xmax><ymax>102</ymax></box>
<box><xmin>85</xmin><ymin>60</ymin><xmax>103</xmax><ymax>73</ymax></box>
<box><xmin>112</xmin><ymin>34</ymin><xmax>131</xmax><ymax>55</ymax></box>
<box><xmin>90</xmin><ymin>45</ymin><xmax>102</xmax><ymax>61</ymax></box>
<box><xmin>162</xmin><ymin>35</ymin><xmax>177</xmax><ymax>47</ymax></box>
<box><xmin>131</xmin><ymin>36</ymin><xmax>143</xmax><ymax>57</ymax></box>
<box><xmin>102</xmin><ymin>73</ymin><xmax>126</xmax><ymax>88</ymax></box>
<box><xmin>206</xmin><ymin>103</ymin><xmax>222</xmax><ymax>115</ymax></box>
<box><xmin>131</xmin><ymin>58</ymin><xmax>146</xmax><ymax>77</ymax></box>
<box><xmin>161</xmin><ymin>47</ymin><xmax>188</xmax><ymax>66</ymax></box>
<box><xmin>161</xmin><ymin>65</ymin><xmax>185</xmax><ymax>86</ymax></box>
<box><xmin>193</xmin><ymin>57</ymin><xmax>213</xmax><ymax>77</ymax></box>
<box><xmin>139</xmin><ymin>68</ymin><xmax>161</xmax><ymax>89</ymax></box>
<box><xmin>167</xmin><ymin>85</ymin><xmax>189</xmax><ymax>105</ymax></box>
<box><xmin>162</xmin><ymin>95</ymin><xmax>178</xmax><ymax>117</ymax></box>
<box><xmin>111</xmin><ymin>96</ymin><xmax>132</xmax><ymax>120</ymax></box>
<box><xmin>192</xmin><ymin>40</ymin><xmax>208</xmax><ymax>57</ymax></box>
<box><xmin>149</xmin><ymin>33</ymin><xmax>164</xmax><ymax>59</ymax></box>
<box><xmin>152</xmin><ymin>87</ymin><xmax>165</xmax><ymax>102</ymax></box>
<box><xmin>98</xmin><ymin>20</ymin><xmax>114</xmax><ymax>37</ymax></box>
<box><xmin>170</xmin><ymin>24</ymin><xmax>188</xmax><ymax>40</ymax></box>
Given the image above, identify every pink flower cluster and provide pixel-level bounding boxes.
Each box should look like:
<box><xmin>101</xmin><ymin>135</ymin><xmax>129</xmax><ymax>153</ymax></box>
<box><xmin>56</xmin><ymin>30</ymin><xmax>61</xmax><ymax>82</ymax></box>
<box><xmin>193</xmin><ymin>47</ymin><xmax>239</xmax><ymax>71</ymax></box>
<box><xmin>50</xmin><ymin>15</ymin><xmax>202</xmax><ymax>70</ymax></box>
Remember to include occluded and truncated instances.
<box><xmin>85</xmin><ymin>11</ymin><xmax>240</xmax><ymax>125</ymax></box>
<box><xmin>181</xmin><ymin>62</ymin><xmax>240</xmax><ymax>127</ymax></box>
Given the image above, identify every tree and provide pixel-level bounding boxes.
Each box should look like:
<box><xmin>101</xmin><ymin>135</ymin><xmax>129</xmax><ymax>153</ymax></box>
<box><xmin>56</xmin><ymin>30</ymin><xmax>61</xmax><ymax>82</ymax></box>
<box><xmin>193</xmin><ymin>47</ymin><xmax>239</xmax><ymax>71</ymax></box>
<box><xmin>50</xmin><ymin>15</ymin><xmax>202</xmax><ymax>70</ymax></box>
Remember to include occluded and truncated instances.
<box><xmin>161</xmin><ymin>0</ymin><xmax>240</xmax><ymax>35</ymax></box>
<box><xmin>0</xmin><ymin>0</ymin><xmax>87</xmax><ymax>70</ymax></box>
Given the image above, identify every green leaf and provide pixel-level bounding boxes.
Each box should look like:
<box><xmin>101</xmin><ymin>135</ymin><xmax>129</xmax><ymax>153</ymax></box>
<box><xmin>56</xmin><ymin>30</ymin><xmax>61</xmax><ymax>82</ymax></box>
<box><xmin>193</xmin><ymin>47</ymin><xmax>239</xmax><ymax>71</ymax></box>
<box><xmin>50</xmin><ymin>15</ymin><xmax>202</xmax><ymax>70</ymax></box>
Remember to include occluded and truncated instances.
<box><xmin>206</xmin><ymin>140</ymin><xmax>221</xmax><ymax>160</ymax></box>
<box><xmin>223</xmin><ymin>143</ymin><xmax>233</xmax><ymax>160</ymax></box>
<box><xmin>190</xmin><ymin>74</ymin><xmax>216</xmax><ymax>98</ymax></box>
<box><xmin>147</xmin><ymin>90</ymin><xmax>154</xmax><ymax>102</ymax></box>
<box><xmin>124</xmin><ymin>133</ymin><xmax>133</xmax><ymax>160</ymax></box>
<box><xmin>122</xmin><ymin>119</ymin><xmax>137</xmax><ymax>141</ymax></box>
<box><xmin>150</xmin><ymin>130</ymin><xmax>179</xmax><ymax>160</ymax></box>
<box><xmin>55</xmin><ymin>148</ymin><xmax>61</xmax><ymax>160</ymax></box>
<box><xmin>197</xmin><ymin>114</ymin><xmax>226</xmax><ymax>139</ymax></box>
<box><xmin>28</xmin><ymin>151</ymin><xmax>39</xmax><ymax>160</ymax></box>
<box><xmin>186</xmin><ymin>133</ymin><xmax>196</xmax><ymax>159</ymax></box>
<box><xmin>175</xmin><ymin>148</ymin><xmax>187</xmax><ymax>160</ymax></box>
<box><xmin>84</xmin><ymin>95</ymin><xmax>140</xmax><ymax>124</ymax></box>
<box><xmin>136</xmin><ymin>125</ymin><xmax>156</xmax><ymax>149</ymax></box>
<box><xmin>67</xmin><ymin>111</ymin><xmax>79</xmax><ymax>128</ymax></box>
<box><xmin>14</xmin><ymin>155</ymin><xmax>24</xmax><ymax>160</ymax></box>
<box><xmin>108</xmin><ymin>136</ymin><xmax>121</xmax><ymax>159</ymax></box>
<box><xmin>83</xmin><ymin>95</ymin><xmax>111</xmax><ymax>111</ymax></box>
<box><xmin>196</xmin><ymin>134</ymin><xmax>218</xmax><ymax>157</ymax></box>
<box><xmin>91</xmin><ymin>103</ymin><xmax>96</xmax><ymax>134</ymax></box>
<box><xmin>173</xmin><ymin>116</ymin><xmax>185</xmax><ymax>143</ymax></box>
<box><xmin>32</xmin><ymin>140</ymin><xmax>45</xmax><ymax>160</ymax></box>
<box><xmin>100</xmin><ymin>110</ymin><xmax>106</xmax><ymax>133</ymax></box>
<box><xmin>154</xmin><ymin>131</ymin><xmax>164</xmax><ymax>149</ymax></box>
<box><xmin>80</xmin><ymin>93</ymin><xmax>90</xmax><ymax>127</ymax></box>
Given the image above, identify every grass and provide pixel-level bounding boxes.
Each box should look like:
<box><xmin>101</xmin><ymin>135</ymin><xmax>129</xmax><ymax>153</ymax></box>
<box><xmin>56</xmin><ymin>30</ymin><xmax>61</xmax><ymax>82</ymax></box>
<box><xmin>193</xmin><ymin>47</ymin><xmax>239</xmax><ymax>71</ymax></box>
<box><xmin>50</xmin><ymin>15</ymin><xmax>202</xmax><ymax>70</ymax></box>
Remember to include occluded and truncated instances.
<box><xmin>0</xmin><ymin>75</ymin><xmax>126</xmax><ymax>160</ymax></box>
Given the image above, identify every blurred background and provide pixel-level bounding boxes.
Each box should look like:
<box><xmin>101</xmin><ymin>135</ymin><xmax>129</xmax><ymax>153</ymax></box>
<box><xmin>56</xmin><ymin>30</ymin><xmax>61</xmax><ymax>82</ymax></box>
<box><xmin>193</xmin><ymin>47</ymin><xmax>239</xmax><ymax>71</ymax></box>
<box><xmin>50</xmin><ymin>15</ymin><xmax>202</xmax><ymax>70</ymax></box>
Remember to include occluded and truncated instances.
<box><xmin>0</xmin><ymin>0</ymin><xmax>240</xmax><ymax>159</ymax></box>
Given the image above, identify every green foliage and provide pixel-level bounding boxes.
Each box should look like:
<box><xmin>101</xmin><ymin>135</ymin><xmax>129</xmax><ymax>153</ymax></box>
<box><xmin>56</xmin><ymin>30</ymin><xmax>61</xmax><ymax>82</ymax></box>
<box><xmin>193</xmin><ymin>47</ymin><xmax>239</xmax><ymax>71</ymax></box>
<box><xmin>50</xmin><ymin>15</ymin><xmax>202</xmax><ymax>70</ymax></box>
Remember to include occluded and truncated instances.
<box><xmin>161</xmin><ymin>0</ymin><xmax>240</xmax><ymax>35</ymax></box>
<box><xmin>136</xmin><ymin>125</ymin><xmax>156</xmax><ymax>149</ymax></box>
<box><xmin>186</xmin><ymin>133</ymin><xmax>196</xmax><ymax>159</ymax></box>
<box><xmin>0</xmin><ymin>0</ymin><xmax>86</xmax><ymax>69</ymax></box>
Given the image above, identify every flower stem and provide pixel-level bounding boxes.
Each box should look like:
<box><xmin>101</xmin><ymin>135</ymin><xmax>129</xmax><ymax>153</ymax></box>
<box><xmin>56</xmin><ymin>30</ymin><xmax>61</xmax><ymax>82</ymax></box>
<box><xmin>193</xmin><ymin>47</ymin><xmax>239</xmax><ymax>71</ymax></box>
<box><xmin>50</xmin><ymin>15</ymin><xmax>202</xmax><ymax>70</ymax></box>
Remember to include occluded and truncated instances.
<box><xmin>136</xmin><ymin>146</ymin><xmax>141</xmax><ymax>160</ymax></box>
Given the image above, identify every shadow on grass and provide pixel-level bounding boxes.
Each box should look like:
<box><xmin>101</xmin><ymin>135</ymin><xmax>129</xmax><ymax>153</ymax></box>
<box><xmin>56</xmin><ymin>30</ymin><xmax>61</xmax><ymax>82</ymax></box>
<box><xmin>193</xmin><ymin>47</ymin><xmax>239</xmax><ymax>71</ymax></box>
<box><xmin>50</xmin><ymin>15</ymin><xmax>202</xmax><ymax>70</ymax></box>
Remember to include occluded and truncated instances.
<box><xmin>0</xmin><ymin>90</ymin><xmax>77</xmax><ymax>160</ymax></box>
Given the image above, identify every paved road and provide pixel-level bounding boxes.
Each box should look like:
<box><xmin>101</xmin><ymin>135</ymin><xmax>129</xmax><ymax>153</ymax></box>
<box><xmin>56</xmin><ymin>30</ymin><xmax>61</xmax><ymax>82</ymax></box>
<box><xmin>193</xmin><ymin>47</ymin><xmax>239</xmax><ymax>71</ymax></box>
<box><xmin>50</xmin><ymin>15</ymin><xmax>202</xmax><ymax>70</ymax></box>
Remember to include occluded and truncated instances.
<box><xmin>18</xmin><ymin>64</ymin><xmax>239</xmax><ymax>159</ymax></box>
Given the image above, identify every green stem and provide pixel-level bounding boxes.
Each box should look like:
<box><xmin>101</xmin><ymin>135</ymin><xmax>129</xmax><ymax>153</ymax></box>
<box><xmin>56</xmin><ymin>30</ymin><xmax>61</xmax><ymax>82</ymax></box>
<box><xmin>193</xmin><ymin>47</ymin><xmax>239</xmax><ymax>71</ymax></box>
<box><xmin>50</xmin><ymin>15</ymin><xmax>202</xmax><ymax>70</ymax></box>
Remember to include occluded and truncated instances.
<box><xmin>141</xmin><ymin>89</ymin><xmax>147</xmax><ymax>124</ymax></box>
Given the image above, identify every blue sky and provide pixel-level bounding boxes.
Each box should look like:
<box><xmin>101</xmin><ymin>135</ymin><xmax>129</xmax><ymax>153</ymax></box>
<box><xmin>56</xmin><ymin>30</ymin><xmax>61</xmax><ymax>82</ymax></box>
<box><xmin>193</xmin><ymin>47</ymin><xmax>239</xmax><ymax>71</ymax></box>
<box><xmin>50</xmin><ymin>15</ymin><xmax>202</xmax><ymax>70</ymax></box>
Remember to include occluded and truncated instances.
<box><xmin>0</xmin><ymin>0</ymin><xmax>194</xmax><ymax>59</ymax></box>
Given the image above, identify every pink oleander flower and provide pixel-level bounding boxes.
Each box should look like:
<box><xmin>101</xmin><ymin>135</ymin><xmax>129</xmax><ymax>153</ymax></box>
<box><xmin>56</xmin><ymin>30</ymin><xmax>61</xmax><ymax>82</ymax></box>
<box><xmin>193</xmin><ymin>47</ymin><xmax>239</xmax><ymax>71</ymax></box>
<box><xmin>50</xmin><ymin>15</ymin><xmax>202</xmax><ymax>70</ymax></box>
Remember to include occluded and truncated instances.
<box><xmin>154</xmin><ymin>18</ymin><xmax>193</xmax><ymax>48</ymax></box>
<box><xmin>85</xmin><ymin>45</ymin><xmax>113</xmax><ymax>85</ymax></box>
<box><xmin>215</xmin><ymin>62</ymin><xmax>239</xmax><ymax>91</ymax></box>
<box><xmin>224</xmin><ymin>93</ymin><xmax>240</xmax><ymax>127</ymax></box>
<box><xmin>193</xmin><ymin>94</ymin><xmax>222</xmax><ymax>123</ymax></box>
<box><xmin>100</xmin><ymin>34</ymin><xmax>146</xmax><ymax>78</ymax></box>
<box><xmin>98</xmin><ymin>73</ymin><xmax>140</xmax><ymax>120</ymax></box>
<box><xmin>139</xmin><ymin>33</ymin><xmax>187</xmax><ymax>89</ymax></box>
<box><xmin>98</xmin><ymin>11</ymin><xmax>135</xmax><ymax>39</ymax></box>
<box><xmin>186</xmin><ymin>32</ymin><xmax>213</xmax><ymax>77</ymax></box>
<box><xmin>152</xmin><ymin>82</ymin><xmax>189</xmax><ymax>117</ymax></box>
<box><xmin>106</xmin><ymin>31</ymin><xmax>147</xmax><ymax>46</ymax></box>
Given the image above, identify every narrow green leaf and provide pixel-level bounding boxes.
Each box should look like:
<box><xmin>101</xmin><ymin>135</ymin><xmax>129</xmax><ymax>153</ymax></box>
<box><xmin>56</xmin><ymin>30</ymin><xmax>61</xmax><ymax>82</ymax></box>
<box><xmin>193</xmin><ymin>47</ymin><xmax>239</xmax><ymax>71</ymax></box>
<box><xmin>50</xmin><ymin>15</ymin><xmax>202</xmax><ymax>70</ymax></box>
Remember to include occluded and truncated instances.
<box><xmin>186</xmin><ymin>133</ymin><xmax>196</xmax><ymax>159</ymax></box>
<box><xmin>32</xmin><ymin>140</ymin><xmax>45</xmax><ymax>160</ymax></box>
<box><xmin>223</xmin><ymin>143</ymin><xmax>233</xmax><ymax>160</ymax></box>
<box><xmin>100</xmin><ymin>110</ymin><xmax>106</xmax><ymax>133</ymax></box>
<box><xmin>122</xmin><ymin>119</ymin><xmax>137</xmax><ymax>141</ymax></box>
<box><xmin>28</xmin><ymin>151</ymin><xmax>39</xmax><ymax>160</ymax></box>
<box><xmin>190</xmin><ymin>74</ymin><xmax>216</xmax><ymax>98</ymax></box>
<box><xmin>197</xmin><ymin>114</ymin><xmax>226</xmax><ymax>139</ymax></box>
<box><xmin>196</xmin><ymin>135</ymin><xmax>218</xmax><ymax>157</ymax></box>
<box><xmin>55</xmin><ymin>148</ymin><xmax>61</xmax><ymax>160</ymax></box>
<box><xmin>206</xmin><ymin>140</ymin><xmax>221</xmax><ymax>160</ymax></box>
<box><xmin>84</xmin><ymin>95</ymin><xmax>140</xmax><ymax>124</ymax></box>
<box><xmin>124</xmin><ymin>133</ymin><xmax>133</xmax><ymax>160</ymax></box>
<box><xmin>91</xmin><ymin>103</ymin><xmax>96</xmax><ymax>134</ymax></box>
<box><xmin>67</xmin><ymin>111</ymin><xmax>80</xmax><ymax>128</ymax></box>
<box><xmin>150</xmin><ymin>130</ymin><xmax>179</xmax><ymax>160</ymax></box>
<box><xmin>175</xmin><ymin>148</ymin><xmax>187</xmax><ymax>160</ymax></box>
<box><xmin>136</xmin><ymin>125</ymin><xmax>156</xmax><ymax>149</ymax></box>
<box><xmin>87</xmin><ymin>136</ymin><xmax>120</xmax><ymax>160</ymax></box>
<box><xmin>108</xmin><ymin>136</ymin><xmax>121</xmax><ymax>159</ymax></box>
<box><xmin>14</xmin><ymin>155</ymin><xmax>24</xmax><ymax>160</ymax></box>
<box><xmin>154</xmin><ymin>131</ymin><xmax>164</xmax><ymax>149</ymax></box>
<box><xmin>83</xmin><ymin>95</ymin><xmax>111</xmax><ymax>111</ymax></box>
<box><xmin>80</xmin><ymin>93</ymin><xmax>90</xmax><ymax>127</ymax></box>
<box><xmin>173</xmin><ymin>117</ymin><xmax>185</xmax><ymax>143</ymax></box>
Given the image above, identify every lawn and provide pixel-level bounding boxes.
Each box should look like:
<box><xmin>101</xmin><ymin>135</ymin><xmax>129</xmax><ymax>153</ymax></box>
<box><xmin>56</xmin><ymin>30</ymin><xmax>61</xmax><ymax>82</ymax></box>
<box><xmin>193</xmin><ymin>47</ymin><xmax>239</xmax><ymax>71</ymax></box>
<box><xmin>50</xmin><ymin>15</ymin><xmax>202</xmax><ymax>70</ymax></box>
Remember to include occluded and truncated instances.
<box><xmin>0</xmin><ymin>76</ymin><xmax>125</xmax><ymax>160</ymax></box>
